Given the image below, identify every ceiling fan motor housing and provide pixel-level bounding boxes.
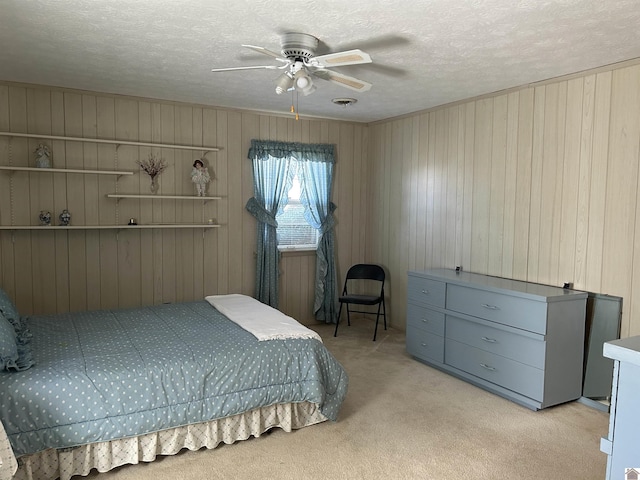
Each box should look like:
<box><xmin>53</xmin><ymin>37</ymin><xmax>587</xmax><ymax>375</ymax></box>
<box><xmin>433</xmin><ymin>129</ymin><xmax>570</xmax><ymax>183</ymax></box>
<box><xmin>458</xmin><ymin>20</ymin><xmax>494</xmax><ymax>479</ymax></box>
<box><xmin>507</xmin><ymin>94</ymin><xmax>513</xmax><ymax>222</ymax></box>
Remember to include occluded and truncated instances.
<box><xmin>280</xmin><ymin>33</ymin><xmax>319</xmax><ymax>61</ymax></box>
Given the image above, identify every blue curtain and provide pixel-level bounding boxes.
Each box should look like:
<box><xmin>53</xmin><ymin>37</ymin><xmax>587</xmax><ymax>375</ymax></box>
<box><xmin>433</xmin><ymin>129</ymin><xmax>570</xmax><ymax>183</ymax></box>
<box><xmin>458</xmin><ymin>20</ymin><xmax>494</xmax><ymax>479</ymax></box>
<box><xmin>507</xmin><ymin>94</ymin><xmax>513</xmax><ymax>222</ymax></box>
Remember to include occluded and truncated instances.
<box><xmin>298</xmin><ymin>158</ymin><xmax>338</xmax><ymax>323</ymax></box>
<box><xmin>246</xmin><ymin>139</ymin><xmax>337</xmax><ymax>321</ymax></box>
<box><xmin>245</xmin><ymin>142</ymin><xmax>294</xmax><ymax>307</ymax></box>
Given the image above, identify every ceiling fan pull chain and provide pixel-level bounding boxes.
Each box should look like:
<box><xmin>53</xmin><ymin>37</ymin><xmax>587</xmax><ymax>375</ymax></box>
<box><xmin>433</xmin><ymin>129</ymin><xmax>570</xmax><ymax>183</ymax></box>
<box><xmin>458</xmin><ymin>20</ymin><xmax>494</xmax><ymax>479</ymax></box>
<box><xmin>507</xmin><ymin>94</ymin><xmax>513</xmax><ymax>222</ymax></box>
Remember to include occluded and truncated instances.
<box><xmin>290</xmin><ymin>89</ymin><xmax>295</xmax><ymax>114</ymax></box>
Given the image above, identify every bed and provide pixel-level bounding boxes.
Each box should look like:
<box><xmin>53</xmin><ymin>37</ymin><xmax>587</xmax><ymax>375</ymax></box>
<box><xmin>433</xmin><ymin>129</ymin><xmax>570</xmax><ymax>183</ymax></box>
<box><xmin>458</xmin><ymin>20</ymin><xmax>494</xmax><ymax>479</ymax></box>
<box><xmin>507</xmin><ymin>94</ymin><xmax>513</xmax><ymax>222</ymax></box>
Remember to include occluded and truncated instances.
<box><xmin>0</xmin><ymin>292</ymin><xmax>348</xmax><ymax>480</ymax></box>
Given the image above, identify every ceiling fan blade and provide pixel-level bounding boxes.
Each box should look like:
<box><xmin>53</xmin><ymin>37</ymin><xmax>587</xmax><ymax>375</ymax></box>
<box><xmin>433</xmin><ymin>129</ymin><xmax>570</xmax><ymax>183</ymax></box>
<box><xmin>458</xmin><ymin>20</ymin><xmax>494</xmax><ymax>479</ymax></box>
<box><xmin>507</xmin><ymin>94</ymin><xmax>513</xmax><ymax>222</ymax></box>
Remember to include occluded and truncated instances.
<box><xmin>242</xmin><ymin>44</ymin><xmax>289</xmax><ymax>63</ymax></box>
<box><xmin>313</xmin><ymin>69</ymin><xmax>372</xmax><ymax>92</ymax></box>
<box><xmin>308</xmin><ymin>49</ymin><xmax>372</xmax><ymax>68</ymax></box>
<box><xmin>347</xmin><ymin>62</ymin><xmax>408</xmax><ymax>78</ymax></box>
<box><xmin>320</xmin><ymin>34</ymin><xmax>411</xmax><ymax>55</ymax></box>
<box><xmin>211</xmin><ymin>65</ymin><xmax>282</xmax><ymax>72</ymax></box>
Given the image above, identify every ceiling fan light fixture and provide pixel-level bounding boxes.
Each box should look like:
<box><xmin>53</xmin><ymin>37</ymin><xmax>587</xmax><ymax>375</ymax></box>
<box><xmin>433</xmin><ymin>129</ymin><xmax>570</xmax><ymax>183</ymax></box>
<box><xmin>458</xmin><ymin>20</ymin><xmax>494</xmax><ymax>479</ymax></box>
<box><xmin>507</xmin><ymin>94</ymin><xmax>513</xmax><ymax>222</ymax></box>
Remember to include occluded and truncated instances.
<box><xmin>300</xmin><ymin>84</ymin><xmax>316</xmax><ymax>96</ymax></box>
<box><xmin>294</xmin><ymin>68</ymin><xmax>315</xmax><ymax>95</ymax></box>
<box><xmin>295</xmin><ymin>76</ymin><xmax>310</xmax><ymax>89</ymax></box>
<box><xmin>275</xmin><ymin>72</ymin><xmax>293</xmax><ymax>95</ymax></box>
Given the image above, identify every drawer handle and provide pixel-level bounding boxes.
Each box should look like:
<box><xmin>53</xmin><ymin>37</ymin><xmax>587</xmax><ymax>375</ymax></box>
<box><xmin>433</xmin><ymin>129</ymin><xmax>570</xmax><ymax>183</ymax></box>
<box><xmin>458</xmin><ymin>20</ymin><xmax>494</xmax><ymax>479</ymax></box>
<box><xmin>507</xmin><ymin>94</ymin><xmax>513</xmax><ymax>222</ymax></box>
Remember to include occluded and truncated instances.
<box><xmin>421</xmin><ymin>318</ymin><xmax>429</xmax><ymax>323</ymax></box>
<box><xmin>481</xmin><ymin>303</ymin><xmax>500</xmax><ymax>310</ymax></box>
<box><xmin>481</xmin><ymin>336</ymin><xmax>497</xmax><ymax>343</ymax></box>
<box><xmin>421</xmin><ymin>343</ymin><xmax>428</xmax><ymax>347</ymax></box>
<box><xmin>421</xmin><ymin>289</ymin><xmax>430</xmax><ymax>295</ymax></box>
<box><xmin>480</xmin><ymin>363</ymin><xmax>496</xmax><ymax>371</ymax></box>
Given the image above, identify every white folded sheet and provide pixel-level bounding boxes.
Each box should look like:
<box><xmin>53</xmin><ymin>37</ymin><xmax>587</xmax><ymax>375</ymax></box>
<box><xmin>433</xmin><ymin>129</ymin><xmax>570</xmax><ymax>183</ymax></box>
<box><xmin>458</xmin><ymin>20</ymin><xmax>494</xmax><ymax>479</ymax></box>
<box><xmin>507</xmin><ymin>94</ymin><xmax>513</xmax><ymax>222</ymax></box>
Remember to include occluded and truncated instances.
<box><xmin>205</xmin><ymin>294</ymin><xmax>322</xmax><ymax>342</ymax></box>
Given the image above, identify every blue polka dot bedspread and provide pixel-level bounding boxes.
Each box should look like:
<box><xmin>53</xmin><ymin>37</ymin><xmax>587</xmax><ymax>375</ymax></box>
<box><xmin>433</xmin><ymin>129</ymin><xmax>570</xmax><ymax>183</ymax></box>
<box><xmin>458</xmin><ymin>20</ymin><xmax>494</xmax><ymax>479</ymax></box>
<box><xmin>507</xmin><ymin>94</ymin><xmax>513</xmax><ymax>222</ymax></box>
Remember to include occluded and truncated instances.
<box><xmin>0</xmin><ymin>301</ymin><xmax>348</xmax><ymax>457</ymax></box>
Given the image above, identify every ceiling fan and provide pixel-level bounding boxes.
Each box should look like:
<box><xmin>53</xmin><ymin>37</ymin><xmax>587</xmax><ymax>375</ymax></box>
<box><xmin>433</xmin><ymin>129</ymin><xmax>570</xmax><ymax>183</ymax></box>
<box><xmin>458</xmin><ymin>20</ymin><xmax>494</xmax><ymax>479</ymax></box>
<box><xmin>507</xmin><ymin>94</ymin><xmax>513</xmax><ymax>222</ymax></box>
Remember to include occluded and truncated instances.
<box><xmin>211</xmin><ymin>32</ymin><xmax>373</xmax><ymax>97</ymax></box>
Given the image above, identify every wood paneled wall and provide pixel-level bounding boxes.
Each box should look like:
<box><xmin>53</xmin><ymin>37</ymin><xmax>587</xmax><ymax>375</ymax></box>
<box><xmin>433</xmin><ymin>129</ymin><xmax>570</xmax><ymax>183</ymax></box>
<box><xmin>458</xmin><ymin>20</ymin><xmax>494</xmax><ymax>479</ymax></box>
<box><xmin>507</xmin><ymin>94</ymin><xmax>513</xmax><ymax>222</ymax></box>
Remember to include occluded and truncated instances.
<box><xmin>6</xmin><ymin>60</ymin><xmax>638</xmax><ymax>337</ymax></box>
<box><xmin>368</xmin><ymin>61</ymin><xmax>640</xmax><ymax>338</ymax></box>
<box><xmin>0</xmin><ymin>83</ymin><xmax>369</xmax><ymax>324</ymax></box>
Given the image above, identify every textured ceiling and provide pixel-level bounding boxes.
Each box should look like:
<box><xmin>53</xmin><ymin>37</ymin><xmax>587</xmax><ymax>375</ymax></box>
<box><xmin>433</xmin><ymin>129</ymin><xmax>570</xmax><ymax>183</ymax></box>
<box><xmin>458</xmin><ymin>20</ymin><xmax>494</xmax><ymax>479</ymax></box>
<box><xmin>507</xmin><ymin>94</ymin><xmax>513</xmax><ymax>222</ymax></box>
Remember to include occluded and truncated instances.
<box><xmin>2</xmin><ymin>0</ymin><xmax>640</xmax><ymax>123</ymax></box>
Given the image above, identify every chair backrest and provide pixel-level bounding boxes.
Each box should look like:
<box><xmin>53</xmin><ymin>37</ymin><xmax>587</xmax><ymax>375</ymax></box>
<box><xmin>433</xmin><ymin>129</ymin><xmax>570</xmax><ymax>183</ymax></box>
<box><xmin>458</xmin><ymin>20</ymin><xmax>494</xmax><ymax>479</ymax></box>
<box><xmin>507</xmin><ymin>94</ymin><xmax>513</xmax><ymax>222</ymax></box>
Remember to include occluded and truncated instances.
<box><xmin>345</xmin><ymin>264</ymin><xmax>385</xmax><ymax>283</ymax></box>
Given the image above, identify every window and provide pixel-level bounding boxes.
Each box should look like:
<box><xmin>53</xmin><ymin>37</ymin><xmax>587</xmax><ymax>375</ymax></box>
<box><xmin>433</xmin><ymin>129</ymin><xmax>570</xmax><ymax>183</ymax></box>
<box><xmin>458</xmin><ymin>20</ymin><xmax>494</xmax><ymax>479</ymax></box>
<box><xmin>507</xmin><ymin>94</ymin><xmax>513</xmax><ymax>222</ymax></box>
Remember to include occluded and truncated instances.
<box><xmin>276</xmin><ymin>173</ymin><xmax>319</xmax><ymax>251</ymax></box>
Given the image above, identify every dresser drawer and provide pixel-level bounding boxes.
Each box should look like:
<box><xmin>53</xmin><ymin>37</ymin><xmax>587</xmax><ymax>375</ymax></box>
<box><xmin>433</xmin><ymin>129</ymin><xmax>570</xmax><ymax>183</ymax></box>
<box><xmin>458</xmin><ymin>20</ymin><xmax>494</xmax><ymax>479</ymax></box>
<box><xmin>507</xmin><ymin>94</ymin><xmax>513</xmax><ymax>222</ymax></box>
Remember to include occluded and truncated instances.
<box><xmin>407</xmin><ymin>269</ymin><xmax>586</xmax><ymax>410</ymax></box>
<box><xmin>408</xmin><ymin>275</ymin><xmax>446</xmax><ymax>308</ymax></box>
<box><xmin>446</xmin><ymin>315</ymin><xmax>545</xmax><ymax>369</ymax></box>
<box><xmin>407</xmin><ymin>326</ymin><xmax>444</xmax><ymax>364</ymax></box>
<box><xmin>447</xmin><ymin>284</ymin><xmax>548</xmax><ymax>334</ymax></box>
<box><xmin>407</xmin><ymin>303</ymin><xmax>445</xmax><ymax>336</ymax></box>
<box><xmin>445</xmin><ymin>338</ymin><xmax>544</xmax><ymax>401</ymax></box>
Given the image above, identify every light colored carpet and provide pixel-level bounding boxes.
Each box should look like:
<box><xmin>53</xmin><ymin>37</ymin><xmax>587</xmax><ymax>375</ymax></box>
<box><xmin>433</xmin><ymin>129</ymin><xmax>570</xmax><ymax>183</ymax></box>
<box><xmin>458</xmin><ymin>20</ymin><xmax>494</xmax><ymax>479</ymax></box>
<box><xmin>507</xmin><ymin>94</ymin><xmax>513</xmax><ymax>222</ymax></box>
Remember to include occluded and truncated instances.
<box><xmin>85</xmin><ymin>320</ymin><xmax>609</xmax><ymax>480</ymax></box>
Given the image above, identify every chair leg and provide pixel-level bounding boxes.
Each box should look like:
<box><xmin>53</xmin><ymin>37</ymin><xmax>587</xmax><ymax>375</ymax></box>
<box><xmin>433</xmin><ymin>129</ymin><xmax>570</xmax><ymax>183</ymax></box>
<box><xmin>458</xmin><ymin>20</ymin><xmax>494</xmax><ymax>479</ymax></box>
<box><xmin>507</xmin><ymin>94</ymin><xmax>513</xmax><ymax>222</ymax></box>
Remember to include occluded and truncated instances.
<box><xmin>373</xmin><ymin>302</ymin><xmax>383</xmax><ymax>341</ymax></box>
<box><xmin>346</xmin><ymin>305</ymin><xmax>351</xmax><ymax>326</ymax></box>
<box><xmin>334</xmin><ymin>303</ymin><xmax>344</xmax><ymax>337</ymax></box>
<box><xmin>382</xmin><ymin>298</ymin><xmax>387</xmax><ymax>331</ymax></box>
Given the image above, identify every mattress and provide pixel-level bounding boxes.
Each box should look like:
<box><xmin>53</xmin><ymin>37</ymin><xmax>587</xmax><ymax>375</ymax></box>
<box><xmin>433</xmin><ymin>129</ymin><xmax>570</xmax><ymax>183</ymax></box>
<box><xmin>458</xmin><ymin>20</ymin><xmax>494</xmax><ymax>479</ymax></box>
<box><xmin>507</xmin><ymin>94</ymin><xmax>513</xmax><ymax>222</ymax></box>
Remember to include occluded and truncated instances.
<box><xmin>0</xmin><ymin>298</ymin><xmax>348</xmax><ymax>475</ymax></box>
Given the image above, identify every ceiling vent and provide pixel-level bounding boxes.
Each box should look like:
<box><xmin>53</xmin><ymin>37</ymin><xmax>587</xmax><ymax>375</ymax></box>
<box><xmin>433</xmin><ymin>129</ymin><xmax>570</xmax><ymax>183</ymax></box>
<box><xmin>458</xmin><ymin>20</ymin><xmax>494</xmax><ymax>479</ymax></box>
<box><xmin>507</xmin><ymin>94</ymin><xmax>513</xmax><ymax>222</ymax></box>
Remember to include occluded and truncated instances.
<box><xmin>332</xmin><ymin>98</ymin><xmax>357</xmax><ymax>107</ymax></box>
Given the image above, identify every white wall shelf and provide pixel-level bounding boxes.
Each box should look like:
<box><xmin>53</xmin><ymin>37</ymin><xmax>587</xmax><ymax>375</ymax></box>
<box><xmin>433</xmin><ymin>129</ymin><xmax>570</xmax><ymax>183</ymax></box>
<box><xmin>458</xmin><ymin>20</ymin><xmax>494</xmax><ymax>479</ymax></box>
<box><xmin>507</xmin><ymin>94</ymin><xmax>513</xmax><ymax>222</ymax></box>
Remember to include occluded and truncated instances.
<box><xmin>106</xmin><ymin>193</ymin><xmax>222</xmax><ymax>202</ymax></box>
<box><xmin>0</xmin><ymin>224</ymin><xmax>220</xmax><ymax>230</ymax></box>
<box><xmin>0</xmin><ymin>131</ymin><xmax>220</xmax><ymax>154</ymax></box>
<box><xmin>0</xmin><ymin>165</ymin><xmax>134</xmax><ymax>176</ymax></box>
<box><xmin>0</xmin><ymin>134</ymin><xmax>221</xmax><ymax>232</ymax></box>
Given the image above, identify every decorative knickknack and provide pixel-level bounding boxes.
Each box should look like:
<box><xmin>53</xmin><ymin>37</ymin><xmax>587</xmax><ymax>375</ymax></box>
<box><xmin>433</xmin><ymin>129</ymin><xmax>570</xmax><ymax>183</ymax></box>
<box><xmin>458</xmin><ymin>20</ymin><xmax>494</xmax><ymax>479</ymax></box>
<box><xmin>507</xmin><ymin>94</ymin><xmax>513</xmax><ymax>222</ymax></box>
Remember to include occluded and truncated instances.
<box><xmin>136</xmin><ymin>154</ymin><xmax>167</xmax><ymax>194</ymax></box>
<box><xmin>59</xmin><ymin>209</ymin><xmax>71</xmax><ymax>226</ymax></box>
<box><xmin>191</xmin><ymin>158</ymin><xmax>211</xmax><ymax>196</ymax></box>
<box><xmin>34</xmin><ymin>144</ymin><xmax>51</xmax><ymax>168</ymax></box>
<box><xmin>150</xmin><ymin>176</ymin><xmax>159</xmax><ymax>194</ymax></box>
<box><xmin>38</xmin><ymin>210</ymin><xmax>52</xmax><ymax>226</ymax></box>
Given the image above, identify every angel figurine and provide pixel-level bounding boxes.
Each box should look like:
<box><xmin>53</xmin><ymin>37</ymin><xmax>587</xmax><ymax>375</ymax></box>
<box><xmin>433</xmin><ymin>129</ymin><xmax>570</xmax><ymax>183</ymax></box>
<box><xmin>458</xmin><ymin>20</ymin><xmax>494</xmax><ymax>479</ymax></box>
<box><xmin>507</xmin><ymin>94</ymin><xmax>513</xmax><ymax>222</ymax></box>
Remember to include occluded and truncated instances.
<box><xmin>191</xmin><ymin>159</ymin><xmax>211</xmax><ymax>196</ymax></box>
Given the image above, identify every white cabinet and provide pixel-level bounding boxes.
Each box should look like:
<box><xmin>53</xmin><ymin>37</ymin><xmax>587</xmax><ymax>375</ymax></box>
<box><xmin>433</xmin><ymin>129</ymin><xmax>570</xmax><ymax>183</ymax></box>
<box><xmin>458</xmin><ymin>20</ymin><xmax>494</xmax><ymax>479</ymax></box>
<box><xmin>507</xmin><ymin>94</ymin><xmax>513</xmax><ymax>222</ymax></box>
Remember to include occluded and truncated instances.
<box><xmin>407</xmin><ymin>269</ymin><xmax>588</xmax><ymax>410</ymax></box>
<box><xmin>600</xmin><ymin>337</ymin><xmax>640</xmax><ymax>478</ymax></box>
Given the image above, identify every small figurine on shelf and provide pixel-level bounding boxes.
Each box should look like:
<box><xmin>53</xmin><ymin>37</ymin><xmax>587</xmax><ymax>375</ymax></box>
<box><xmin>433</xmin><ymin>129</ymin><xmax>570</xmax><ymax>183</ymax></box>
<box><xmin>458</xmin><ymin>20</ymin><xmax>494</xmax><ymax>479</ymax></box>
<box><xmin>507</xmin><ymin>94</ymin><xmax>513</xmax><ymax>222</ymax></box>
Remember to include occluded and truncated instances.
<box><xmin>34</xmin><ymin>143</ymin><xmax>51</xmax><ymax>168</ymax></box>
<box><xmin>191</xmin><ymin>158</ymin><xmax>211</xmax><ymax>197</ymax></box>
<box><xmin>38</xmin><ymin>210</ymin><xmax>52</xmax><ymax>226</ymax></box>
<box><xmin>59</xmin><ymin>209</ymin><xmax>71</xmax><ymax>226</ymax></box>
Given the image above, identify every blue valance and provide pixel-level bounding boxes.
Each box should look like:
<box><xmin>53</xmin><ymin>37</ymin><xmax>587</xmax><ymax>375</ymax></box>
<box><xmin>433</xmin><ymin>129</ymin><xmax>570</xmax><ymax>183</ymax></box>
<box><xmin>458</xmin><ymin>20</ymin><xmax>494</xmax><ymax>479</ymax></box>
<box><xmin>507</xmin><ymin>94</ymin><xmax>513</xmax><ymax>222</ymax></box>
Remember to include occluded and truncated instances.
<box><xmin>248</xmin><ymin>139</ymin><xmax>335</xmax><ymax>164</ymax></box>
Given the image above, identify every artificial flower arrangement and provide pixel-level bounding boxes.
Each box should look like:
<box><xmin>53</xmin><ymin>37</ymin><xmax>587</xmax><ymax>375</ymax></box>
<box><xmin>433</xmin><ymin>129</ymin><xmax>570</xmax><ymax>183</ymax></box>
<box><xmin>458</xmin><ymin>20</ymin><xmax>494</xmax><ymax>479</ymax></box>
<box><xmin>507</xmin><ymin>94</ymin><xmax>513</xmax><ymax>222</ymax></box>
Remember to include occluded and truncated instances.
<box><xmin>136</xmin><ymin>153</ymin><xmax>167</xmax><ymax>178</ymax></box>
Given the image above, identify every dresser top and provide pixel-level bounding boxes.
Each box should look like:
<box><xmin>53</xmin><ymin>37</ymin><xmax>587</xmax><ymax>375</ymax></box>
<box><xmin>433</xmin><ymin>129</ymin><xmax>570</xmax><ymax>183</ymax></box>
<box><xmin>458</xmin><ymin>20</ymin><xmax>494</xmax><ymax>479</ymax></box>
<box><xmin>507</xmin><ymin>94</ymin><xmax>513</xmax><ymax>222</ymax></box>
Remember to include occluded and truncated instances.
<box><xmin>604</xmin><ymin>336</ymin><xmax>640</xmax><ymax>365</ymax></box>
<box><xmin>409</xmin><ymin>268</ymin><xmax>588</xmax><ymax>302</ymax></box>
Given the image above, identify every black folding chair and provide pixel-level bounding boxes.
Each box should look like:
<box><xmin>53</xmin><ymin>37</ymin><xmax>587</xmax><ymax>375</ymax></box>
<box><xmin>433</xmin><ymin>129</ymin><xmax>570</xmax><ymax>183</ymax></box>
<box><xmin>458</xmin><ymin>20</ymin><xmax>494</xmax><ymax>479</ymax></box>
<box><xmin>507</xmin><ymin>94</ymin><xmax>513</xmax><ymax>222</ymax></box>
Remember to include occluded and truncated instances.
<box><xmin>334</xmin><ymin>264</ymin><xmax>387</xmax><ymax>341</ymax></box>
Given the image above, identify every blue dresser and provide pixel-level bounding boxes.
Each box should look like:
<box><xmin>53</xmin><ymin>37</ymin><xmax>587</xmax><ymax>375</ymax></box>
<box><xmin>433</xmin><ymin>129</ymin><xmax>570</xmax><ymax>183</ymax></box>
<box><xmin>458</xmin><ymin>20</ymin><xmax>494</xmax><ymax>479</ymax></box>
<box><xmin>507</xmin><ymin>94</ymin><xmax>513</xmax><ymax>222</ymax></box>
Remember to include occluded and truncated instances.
<box><xmin>407</xmin><ymin>269</ymin><xmax>588</xmax><ymax>410</ymax></box>
<box><xmin>600</xmin><ymin>337</ymin><xmax>640</xmax><ymax>478</ymax></box>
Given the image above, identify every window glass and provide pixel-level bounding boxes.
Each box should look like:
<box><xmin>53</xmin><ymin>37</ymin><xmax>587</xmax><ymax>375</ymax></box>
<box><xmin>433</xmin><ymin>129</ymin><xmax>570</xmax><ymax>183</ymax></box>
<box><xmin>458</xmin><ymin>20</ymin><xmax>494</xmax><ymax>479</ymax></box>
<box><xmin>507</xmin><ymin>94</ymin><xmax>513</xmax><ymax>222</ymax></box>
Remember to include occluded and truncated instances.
<box><xmin>276</xmin><ymin>174</ymin><xmax>319</xmax><ymax>250</ymax></box>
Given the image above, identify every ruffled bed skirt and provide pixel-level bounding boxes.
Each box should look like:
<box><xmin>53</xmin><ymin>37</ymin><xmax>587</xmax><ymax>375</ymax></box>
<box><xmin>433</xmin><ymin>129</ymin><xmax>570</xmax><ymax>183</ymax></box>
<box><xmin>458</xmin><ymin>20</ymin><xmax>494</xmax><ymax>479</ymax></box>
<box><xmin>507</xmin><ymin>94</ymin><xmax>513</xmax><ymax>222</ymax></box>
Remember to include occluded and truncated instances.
<box><xmin>14</xmin><ymin>402</ymin><xmax>326</xmax><ymax>480</ymax></box>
